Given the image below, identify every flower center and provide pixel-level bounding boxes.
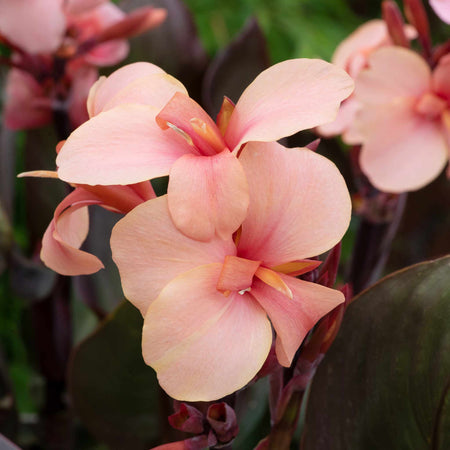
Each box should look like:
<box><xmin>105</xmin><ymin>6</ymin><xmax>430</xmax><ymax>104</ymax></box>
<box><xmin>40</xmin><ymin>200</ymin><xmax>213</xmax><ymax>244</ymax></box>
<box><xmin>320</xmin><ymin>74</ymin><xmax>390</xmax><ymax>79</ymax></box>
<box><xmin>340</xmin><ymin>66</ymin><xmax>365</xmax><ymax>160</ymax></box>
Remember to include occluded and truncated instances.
<box><xmin>415</xmin><ymin>92</ymin><xmax>448</xmax><ymax>120</ymax></box>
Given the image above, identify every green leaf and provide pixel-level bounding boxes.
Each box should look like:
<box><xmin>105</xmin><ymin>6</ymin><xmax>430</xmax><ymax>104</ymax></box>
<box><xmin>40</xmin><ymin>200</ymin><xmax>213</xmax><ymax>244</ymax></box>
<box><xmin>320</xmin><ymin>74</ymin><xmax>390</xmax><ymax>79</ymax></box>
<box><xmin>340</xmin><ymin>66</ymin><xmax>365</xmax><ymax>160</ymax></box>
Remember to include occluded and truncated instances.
<box><xmin>68</xmin><ymin>301</ymin><xmax>162</xmax><ymax>450</ymax></box>
<box><xmin>302</xmin><ymin>256</ymin><xmax>450</xmax><ymax>450</ymax></box>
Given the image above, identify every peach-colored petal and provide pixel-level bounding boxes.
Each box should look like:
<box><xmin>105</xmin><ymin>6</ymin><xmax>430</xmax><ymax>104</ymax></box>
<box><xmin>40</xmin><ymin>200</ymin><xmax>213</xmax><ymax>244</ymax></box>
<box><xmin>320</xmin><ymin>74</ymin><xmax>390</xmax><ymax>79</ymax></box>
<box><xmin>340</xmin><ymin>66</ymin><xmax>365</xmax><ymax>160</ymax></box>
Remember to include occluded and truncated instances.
<box><xmin>3</xmin><ymin>69</ymin><xmax>52</xmax><ymax>130</ymax></box>
<box><xmin>157</xmin><ymin>92</ymin><xmax>226</xmax><ymax>156</ymax></box>
<box><xmin>0</xmin><ymin>0</ymin><xmax>66</xmax><ymax>53</ymax></box>
<box><xmin>111</xmin><ymin>196</ymin><xmax>235</xmax><ymax>314</ymax></box>
<box><xmin>167</xmin><ymin>150</ymin><xmax>249</xmax><ymax>241</ymax></box>
<box><xmin>142</xmin><ymin>264</ymin><xmax>273</xmax><ymax>401</ymax></box>
<box><xmin>224</xmin><ymin>59</ymin><xmax>354</xmax><ymax>150</ymax></box>
<box><xmin>315</xmin><ymin>97</ymin><xmax>361</xmax><ymax>138</ymax></box>
<box><xmin>432</xmin><ymin>54</ymin><xmax>450</xmax><ymax>101</ymax></box>
<box><xmin>56</xmin><ymin>104</ymin><xmax>193</xmax><ymax>185</ymax></box>
<box><xmin>41</xmin><ymin>189</ymin><xmax>104</xmax><ymax>275</ymax></box>
<box><xmin>216</xmin><ymin>255</ymin><xmax>260</xmax><ymax>293</ymax></box>
<box><xmin>102</xmin><ymin>73</ymin><xmax>188</xmax><ymax>113</ymax></box>
<box><xmin>65</xmin><ymin>0</ymin><xmax>106</xmax><ymax>15</ymax></box>
<box><xmin>251</xmin><ymin>274</ymin><xmax>344</xmax><ymax>367</ymax></box>
<box><xmin>355</xmin><ymin>47</ymin><xmax>431</xmax><ymax>105</ymax></box>
<box><xmin>237</xmin><ymin>142</ymin><xmax>351</xmax><ymax>266</ymax></box>
<box><xmin>332</xmin><ymin>20</ymin><xmax>390</xmax><ymax>72</ymax></box>
<box><xmin>358</xmin><ymin>100</ymin><xmax>448</xmax><ymax>192</ymax></box>
<box><xmin>87</xmin><ymin>62</ymin><xmax>165</xmax><ymax>116</ymax></box>
<box><xmin>430</xmin><ymin>0</ymin><xmax>450</xmax><ymax>23</ymax></box>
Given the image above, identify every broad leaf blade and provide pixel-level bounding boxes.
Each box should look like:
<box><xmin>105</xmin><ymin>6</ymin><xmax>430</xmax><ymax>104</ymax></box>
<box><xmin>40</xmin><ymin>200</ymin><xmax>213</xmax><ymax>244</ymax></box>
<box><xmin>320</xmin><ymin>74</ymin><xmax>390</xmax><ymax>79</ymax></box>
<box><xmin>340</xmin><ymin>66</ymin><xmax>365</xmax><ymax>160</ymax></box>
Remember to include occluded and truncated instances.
<box><xmin>302</xmin><ymin>256</ymin><xmax>450</xmax><ymax>450</ymax></box>
<box><xmin>68</xmin><ymin>301</ymin><xmax>162</xmax><ymax>450</ymax></box>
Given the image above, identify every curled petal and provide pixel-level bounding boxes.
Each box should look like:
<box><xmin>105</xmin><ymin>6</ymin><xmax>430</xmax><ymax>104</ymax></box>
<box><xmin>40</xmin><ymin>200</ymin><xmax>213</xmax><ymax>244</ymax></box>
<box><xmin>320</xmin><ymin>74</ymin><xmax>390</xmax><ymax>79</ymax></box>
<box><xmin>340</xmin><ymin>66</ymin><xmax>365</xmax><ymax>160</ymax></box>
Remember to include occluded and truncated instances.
<box><xmin>168</xmin><ymin>150</ymin><xmax>249</xmax><ymax>241</ymax></box>
<box><xmin>251</xmin><ymin>274</ymin><xmax>344</xmax><ymax>367</ymax></box>
<box><xmin>87</xmin><ymin>62</ymin><xmax>166</xmax><ymax>116</ymax></box>
<box><xmin>224</xmin><ymin>59</ymin><xmax>354</xmax><ymax>150</ymax></box>
<box><xmin>0</xmin><ymin>0</ymin><xmax>66</xmax><ymax>53</ymax></box>
<box><xmin>111</xmin><ymin>196</ymin><xmax>235</xmax><ymax>314</ymax></box>
<box><xmin>57</xmin><ymin>104</ymin><xmax>193</xmax><ymax>185</ymax></box>
<box><xmin>357</xmin><ymin>100</ymin><xmax>448</xmax><ymax>192</ymax></box>
<box><xmin>41</xmin><ymin>189</ymin><xmax>104</xmax><ymax>275</ymax></box>
<box><xmin>142</xmin><ymin>264</ymin><xmax>273</xmax><ymax>401</ymax></box>
<box><xmin>355</xmin><ymin>47</ymin><xmax>430</xmax><ymax>104</ymax></box>
<box><xmin>238</xmin><ymin>142</ymin><xmax>351</xmax><ymax>266</ymax></box>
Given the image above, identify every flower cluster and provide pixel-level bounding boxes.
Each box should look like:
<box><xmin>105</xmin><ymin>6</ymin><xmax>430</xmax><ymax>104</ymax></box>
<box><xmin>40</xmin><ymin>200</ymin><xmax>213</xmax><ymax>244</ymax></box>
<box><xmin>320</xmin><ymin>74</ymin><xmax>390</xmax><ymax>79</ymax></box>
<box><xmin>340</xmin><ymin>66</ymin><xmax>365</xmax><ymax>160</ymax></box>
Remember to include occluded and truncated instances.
<box><xmin>0</xmin><ymin>0</ymin><xmax>166</xmax><ymax>130</ymax></box>
<box><xmin>37</xmin><ymin>57</ymin><xmax>354</xmax><ymax>400</ymax></box>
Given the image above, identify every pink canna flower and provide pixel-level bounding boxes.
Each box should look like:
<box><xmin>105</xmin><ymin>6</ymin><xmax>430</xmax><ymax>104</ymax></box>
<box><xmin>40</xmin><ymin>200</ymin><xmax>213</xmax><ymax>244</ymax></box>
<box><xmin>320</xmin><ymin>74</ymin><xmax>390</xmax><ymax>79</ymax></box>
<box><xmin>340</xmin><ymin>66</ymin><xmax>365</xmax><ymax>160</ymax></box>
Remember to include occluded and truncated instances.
<box><xmin>317</xmin><ymin>19</ymin><xmax>416</xmax><ymax>141</ymax></box>
<box><xmin>110</xmin><ymin>142</ymin><xmax>351</xmax><ymax>401</ymax></box>
<box><xmin>349</xmin><ymin>46</ymin><xmax>450</xmax><ymax>192</ymax></box>
<box><xmin>56</xmin><ymin>59</ymin><xmax>353</xmax><ymax>241</ymax></box>
<box><xmin>430</xmin><ymin>0</ymin><xmax>450</xmax><ymax>23</ymax></box>
<box><xmin>20</xmin><ymin>170</ymin><xmax>155</xmax><ymax>275</ymax></box>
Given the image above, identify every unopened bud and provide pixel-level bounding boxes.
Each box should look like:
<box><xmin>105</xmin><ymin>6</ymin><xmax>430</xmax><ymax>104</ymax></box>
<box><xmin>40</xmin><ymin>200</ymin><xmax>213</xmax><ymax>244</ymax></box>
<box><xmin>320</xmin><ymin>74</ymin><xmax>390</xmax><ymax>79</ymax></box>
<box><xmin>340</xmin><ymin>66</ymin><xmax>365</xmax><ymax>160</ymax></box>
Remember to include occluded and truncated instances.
<box><xmin>206</xmin><ymin>402</ymin><xmax>239</xmax><ymax>444</ymax></box>
<box><xmin>382</xmin><ymin>1</ymin><xmax>410</xmax><ymax>47</ymax></box>
<box><xmin>168</xmin><ymin>403</ymin><xmax>204</xmax><ymax>434</ymax></box>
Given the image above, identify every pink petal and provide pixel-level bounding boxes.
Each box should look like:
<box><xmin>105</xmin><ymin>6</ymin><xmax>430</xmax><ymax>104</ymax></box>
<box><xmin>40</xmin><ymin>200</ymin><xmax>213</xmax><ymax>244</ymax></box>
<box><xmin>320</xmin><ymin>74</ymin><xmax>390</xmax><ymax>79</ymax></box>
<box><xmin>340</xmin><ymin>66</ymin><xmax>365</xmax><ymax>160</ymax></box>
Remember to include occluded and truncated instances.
<box><xmin>358</xmin><ymin>100</ymin><xmax>448</xmax><ymax>192</ymax></box>
<box><xmin>56</xmin><ymin>104</ymin><xmax>193</xmax><ymax>185</ymax></box>
<box><xmin>315</xmin><ymin>97</ymin><xmax>361</xmax><ymax>138</ymax></box>
<box><xmin>41</xmin><ymin>189</ymin><xmax>104</xmax><ymax>275</ymax></box>
<box><xmin>251</xmin><ymin>274</ymin><xmax>344</xmax><ymax>366</ymax></box>
<box><xmin>224</xmin><ymin>59</ymin><xmax>354</xmax><ymax>150</ymax></box>
<box><xmin>142</xmin><ymin>264</ymin><xmax>272</xmax><ymax>401</ymax></box>
<box><xmin>157</xmin><ymin>92</ymin><xmax>226</xmax><ymax>156</ymax></box>
<box><xmin>102</xmin><ymin>73</ymin><xmax>188</xmax><ymax>113</ymax></box>
<box><xmin>87</xmin><ymin>62</ymin><xmax>166</xmax><ymax>116</ymax></box>
<box><xmin>237</xmin><ymin>142</ymin><xmax>351</xmax><ymax>266</ymax></box>
<box><xmin>216</xmin><ymin>255</ymin><xmax>260</xmax><ymax>293</ymax></box>
<box><xmin>3</xmin><ymin>69</ymin><xmax>52</xmax><ymax>130</ymax></box>
<box><xmin>332</xmin><ymin>20</ymin><xmax>390</xmax><ymax>73</ymax></box>
<box><xmin>167</xmin><ymin>150</ymin><xmax>249</xmax><ymax>241</ymax></box>
<box><xmin>432</xmin><ymin>54</ymin><xmax>450</xmax><ymax>101</ymax></box>
<box><xmin>110</xmin><ymin>196</ymin><xmax>235</xmax><ymax>314</ymax></box>
<box><xmin>65</xmin><ymin>0</ymin><xmax>106</xmax><ymax>15</ymax></box>
<box><xmin>0</xmin><ymin>0</ymin><xmax>66</xmax><ymax>53</ymax></box>
<box><xmin>355</xmin><ymin>47</ymin><xmax>430</xmax><ymax>105</ymax></box>
<box><xmin>430</xmin><ymin>0</ymin><xmax>450</xmax><ymax>23</ymax></box>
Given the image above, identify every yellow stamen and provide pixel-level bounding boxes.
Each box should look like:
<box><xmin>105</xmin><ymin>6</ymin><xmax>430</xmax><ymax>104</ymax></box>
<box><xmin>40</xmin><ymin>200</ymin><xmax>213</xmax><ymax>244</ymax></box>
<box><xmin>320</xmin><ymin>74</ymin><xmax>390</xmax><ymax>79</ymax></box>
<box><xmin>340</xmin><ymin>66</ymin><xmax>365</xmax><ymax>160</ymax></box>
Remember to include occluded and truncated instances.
<box><xmin>216</xmin><ymin>96</ymin><xmax>235</xmax><ymax>136</ymax></box>
<box><xmin>17</xmin><ymin>170</ymin><xmax>59</xmax><ymax>179</ymax></box>
<box><xmin>255</xmin><ymin>266</ymin><xmax>293</xmax><ymax>299</ymax></box>
<box><xmin>271</xmin><ymin>259</ymin><xmax>321</xmax><ymax>276</ymax></box>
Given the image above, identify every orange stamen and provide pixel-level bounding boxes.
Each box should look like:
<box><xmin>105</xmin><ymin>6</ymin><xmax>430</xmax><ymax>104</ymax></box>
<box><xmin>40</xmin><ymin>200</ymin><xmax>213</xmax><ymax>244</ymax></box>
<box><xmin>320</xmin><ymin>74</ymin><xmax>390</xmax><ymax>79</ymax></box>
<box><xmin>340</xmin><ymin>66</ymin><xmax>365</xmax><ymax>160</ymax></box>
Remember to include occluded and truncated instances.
<box><xmin>190</xmin><ymin>118</ymin><xmax>226</xmax><ymax>153</ymax></box>
<box><xmin>271</xmin><ymin>259</ymin><xmax>321</xmax><ymax>277</ymax></box>
<box><xmin>216</xmin><ymin>96</ymin><xmax>235</xmax><ymax>136</ymax></box>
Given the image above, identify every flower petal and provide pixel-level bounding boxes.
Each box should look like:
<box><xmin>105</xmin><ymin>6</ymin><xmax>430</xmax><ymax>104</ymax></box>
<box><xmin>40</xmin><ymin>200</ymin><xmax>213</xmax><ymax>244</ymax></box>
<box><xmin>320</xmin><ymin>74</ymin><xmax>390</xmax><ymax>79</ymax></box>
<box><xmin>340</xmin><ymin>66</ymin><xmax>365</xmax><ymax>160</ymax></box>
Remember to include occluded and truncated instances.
<box><xmin>142</xmin><ymin>264</ymin><xmax>272</xmax><ymax>401</ymax></box>
<box><xmin>251</xmin><ymin>274</ymin><xmax>344</xmax><ymax>366</ymax></box>
<box><xmin>0</xmin><ymin>0</ymin><xmax>66</xmax><ymax>53</ymax></box>
<box><xmin>167</xmin><ymin>150</ymin><xmax>249</xmax><ymax>241</ymax></box>
<box><xmin>87</xmin><ymin>62</ymin><xmax>166</xmax><ymax>116</ymax></box>
<box><xmin>237</xmin><ymin>142</ymin><xmax>351</xmax><ymax>266</ymax></box>
<box><xmin>111</xmin><ymin>196</ymin><xmax>235</xmax><ymax>314</ymax></box>
<box><xmin>224</xmin><ymin>59</ymin><xmax>354</xmax><ymax>150</ymax></box>
<box><xmin>430</xmin><ymin>0</ymin><xmax>450</xmax><ymax>24</ymax></box>
<box><xmin>355</xmin><ymin>47</ymin><xmax>430</xmax><ymax>105</ymax></box>
<box><xmin>432</xmin><ymin>54</ymin><xmax>450</xmax><ymax>101</ymax></box>
<box><xmin>102</xmin><ymin>73</ymin><xmax>187</xmax><ymax>113</ymax></box>
<box><xmin>357</xmin><ymin>100</ymin><xmax>448</xmax><ymax>192</ymax></box>
<box><xmin>65</xmin><ymin>0</ymin><xmax>106</xmax><ymax>15</ymax></box>
<box><xmin>41</xmin><ymin>189</ymin><xmax>104</xmax><ymax>275</ymax></box>
<box><xmin>56</xmin><ymin>104</ymin><xmax>193</xmax><ymax>185</ymax></box>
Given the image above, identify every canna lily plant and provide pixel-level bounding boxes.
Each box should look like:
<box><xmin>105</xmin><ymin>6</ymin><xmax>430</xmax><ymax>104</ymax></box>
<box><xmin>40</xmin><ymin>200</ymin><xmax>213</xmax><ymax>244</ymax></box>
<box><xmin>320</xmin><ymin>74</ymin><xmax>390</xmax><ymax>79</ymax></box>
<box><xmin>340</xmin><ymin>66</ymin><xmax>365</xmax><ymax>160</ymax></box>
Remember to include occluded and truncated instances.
<box><xmin>55</xmin><ymin>59</ymin><xmax>353</xmax><ymax>242</ymax></box>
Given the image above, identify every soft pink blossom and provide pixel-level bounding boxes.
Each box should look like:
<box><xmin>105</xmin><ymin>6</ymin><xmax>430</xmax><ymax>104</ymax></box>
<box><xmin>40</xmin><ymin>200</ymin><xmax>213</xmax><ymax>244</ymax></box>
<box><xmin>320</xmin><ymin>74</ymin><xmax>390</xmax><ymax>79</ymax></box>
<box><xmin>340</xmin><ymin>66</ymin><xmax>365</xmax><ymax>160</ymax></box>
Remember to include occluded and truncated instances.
<box><xmin>317</xmin><ymin>19</ymin><xmax>416</xmax><ymax>141</ymax></box>
<box><xmin>430</xmin><ymin>0</ymin><xmax>450</xmax><ymax>23</ymax></box>
<box><xmin>110</xmin><ymin>143</ymin><xmax>351</xmax><ymax>401</ymax></box>
<box><xmin>57</xmin><ymin>60</ymin><xmax>353</xmax><ymax>241</ymax></box>
<box><xmin>350</xmin><ymin>47</ymin><xmax>450</xmax><ymax>192</ymax></box>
